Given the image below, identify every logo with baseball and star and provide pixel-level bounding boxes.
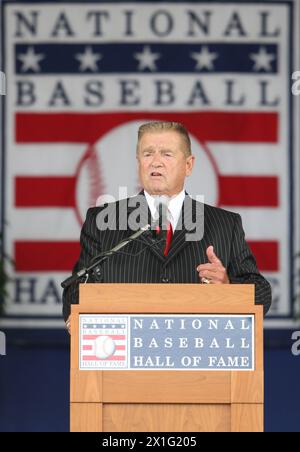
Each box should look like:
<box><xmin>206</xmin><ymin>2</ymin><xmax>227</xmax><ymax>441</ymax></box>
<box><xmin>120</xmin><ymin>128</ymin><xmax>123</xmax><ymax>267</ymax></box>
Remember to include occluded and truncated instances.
<box><xmin>80</xmin><ymin>316</ymin><xmax>128</xmax><ymax>369</ymax></box>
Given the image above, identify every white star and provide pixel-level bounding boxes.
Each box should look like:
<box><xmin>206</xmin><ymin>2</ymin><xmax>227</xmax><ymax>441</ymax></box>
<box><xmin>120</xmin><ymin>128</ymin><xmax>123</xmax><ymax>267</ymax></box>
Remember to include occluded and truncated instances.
<box><xmin>190</xmin><ymin>46</ymin><xmax>218</xmax><ymax>71</ymax></box>
<box><xmin>75</xmin><ymin>46</ymin><xmax>102</xmax><ymax>72</ymax></box>
<box><xmin>134</xmin><ymin>45</ymin><xmax>161</xmax><ymax>72</ymax></box>
<box><xmin>18</xmin><ymin>46</ymin><xmax>45</xmax><ymax>73</ymax></box>
<box><xmin>250</xmin><ymin>47</ymin><xmax>276</xmax><ymax>72</ymax></box>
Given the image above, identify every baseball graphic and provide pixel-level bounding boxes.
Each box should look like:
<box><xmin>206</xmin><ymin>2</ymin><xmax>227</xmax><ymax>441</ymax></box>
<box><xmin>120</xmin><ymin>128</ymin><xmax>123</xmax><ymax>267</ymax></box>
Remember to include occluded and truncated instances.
<box><xmin>94</xmin><ymin>336</ymin><xmax>116</xmax><ymax>360</ymax></box>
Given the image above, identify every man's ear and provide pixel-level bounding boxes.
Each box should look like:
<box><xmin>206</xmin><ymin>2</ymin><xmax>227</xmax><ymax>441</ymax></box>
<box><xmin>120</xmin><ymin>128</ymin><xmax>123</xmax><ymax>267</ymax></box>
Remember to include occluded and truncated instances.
<box><xmin>186</xmin><ymin>155</ymin><xmax>195</xmax><ymax>176</ymax></box>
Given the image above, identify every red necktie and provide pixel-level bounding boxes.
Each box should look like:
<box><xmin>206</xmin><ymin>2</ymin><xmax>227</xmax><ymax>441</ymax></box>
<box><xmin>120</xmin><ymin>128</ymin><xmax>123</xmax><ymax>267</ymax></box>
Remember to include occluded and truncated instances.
<box><xmin>156</xmin><ymin>222</ymin><xmax>173</xmax><ymax>256</ymax></box>
<box><xmin>164</xmin><ymin>222</ymin><xmax>173</xmax><ymax>256</ymax></box>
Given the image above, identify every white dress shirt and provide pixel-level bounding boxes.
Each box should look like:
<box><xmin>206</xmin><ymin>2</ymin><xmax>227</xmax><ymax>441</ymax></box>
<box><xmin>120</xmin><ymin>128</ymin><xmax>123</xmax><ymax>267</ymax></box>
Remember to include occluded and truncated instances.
<box><xmin>144</xmin><ymin>189</ymin><xmax>186</xmax><ymax>231</ymax></box>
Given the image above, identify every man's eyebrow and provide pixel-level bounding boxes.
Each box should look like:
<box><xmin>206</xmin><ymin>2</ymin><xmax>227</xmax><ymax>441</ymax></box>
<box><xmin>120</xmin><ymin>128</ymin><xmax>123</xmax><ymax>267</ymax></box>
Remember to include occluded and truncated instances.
<box><xmin>141</xmin><ymin>147</ymin><xmax>155</xmax><ymax>153</ymax></box>
<box><xmin>141</xmin><ymin>147</ymin><xmax>175</xmax><ymax>153</ymax></box>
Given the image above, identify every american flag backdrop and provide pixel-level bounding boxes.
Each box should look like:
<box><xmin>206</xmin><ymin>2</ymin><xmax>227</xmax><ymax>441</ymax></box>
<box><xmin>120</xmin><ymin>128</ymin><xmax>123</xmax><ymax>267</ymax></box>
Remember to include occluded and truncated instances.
<box><xmin>0</xmin><ymin>0</ymin><xmax>299</xmax><ymax>328</ymax></box>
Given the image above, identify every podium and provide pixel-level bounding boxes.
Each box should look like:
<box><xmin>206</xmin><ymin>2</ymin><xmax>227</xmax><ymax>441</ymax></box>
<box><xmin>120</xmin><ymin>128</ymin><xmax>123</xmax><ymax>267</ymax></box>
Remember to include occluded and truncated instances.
<box><xmin>70</xmin><ymin>284</ymin><xmax>263</xmax><ymax>432</ymax></box>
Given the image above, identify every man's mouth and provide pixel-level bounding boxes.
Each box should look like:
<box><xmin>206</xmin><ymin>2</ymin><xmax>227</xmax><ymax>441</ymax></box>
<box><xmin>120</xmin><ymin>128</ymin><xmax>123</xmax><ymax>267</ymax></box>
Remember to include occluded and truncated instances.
<box><xmin>150</xmin><ymin>172</ymin><xmax>163</xmax><ymax>177</ymax></box>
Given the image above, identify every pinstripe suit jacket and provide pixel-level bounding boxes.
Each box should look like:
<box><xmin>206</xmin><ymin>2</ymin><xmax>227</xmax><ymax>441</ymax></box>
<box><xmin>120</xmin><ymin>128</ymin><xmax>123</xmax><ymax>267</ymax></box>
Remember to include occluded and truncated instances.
<box><xmin>62</xmin><ymin>192</ymin><xmax>271</xmax><ymax>321</ymax></box>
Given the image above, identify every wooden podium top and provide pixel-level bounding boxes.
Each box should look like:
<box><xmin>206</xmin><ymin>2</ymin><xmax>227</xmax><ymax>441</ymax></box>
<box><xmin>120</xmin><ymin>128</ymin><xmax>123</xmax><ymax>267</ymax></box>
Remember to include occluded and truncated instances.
<box><xmin>76</xmin><ymin>283</ymin><xmax>257</xmax><ymax>314</ymax></box>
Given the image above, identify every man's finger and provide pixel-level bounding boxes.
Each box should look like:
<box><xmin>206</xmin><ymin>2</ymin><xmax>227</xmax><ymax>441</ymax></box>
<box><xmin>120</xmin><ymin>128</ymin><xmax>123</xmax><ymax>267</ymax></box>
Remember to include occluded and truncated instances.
<box><xmin>206</xmin><ymin>246</ymin><xmax>222</xmax><ymax>265</ymax></box>
<box><xmin>199</xmin><ymin>270</ymin><xmax>220</xmax><ymax>280</ymax></box>
<box><xmin>197</xmin><ymin>263</ymin><xmax>218</xmax><ymax>272</ymax></box>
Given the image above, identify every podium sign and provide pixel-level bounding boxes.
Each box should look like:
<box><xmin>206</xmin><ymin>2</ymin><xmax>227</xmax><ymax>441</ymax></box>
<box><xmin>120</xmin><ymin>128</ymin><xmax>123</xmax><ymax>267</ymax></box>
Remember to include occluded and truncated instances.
<box><xmin>71</xmin><ymin>284</ymin><xmax>264</xmax><ymax>432</ymax></box>
<box><xmin>79</xmin><ymin>314</ymin><xmax>254</xmax><ymax>371</ymax></box>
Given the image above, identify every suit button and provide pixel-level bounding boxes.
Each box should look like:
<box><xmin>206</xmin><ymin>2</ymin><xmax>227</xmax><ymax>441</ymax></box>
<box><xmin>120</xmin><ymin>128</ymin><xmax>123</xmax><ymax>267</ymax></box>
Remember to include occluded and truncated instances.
<box><xmin>161</xmin><ymin>277</ymin><xmax>169</xmax><ymax>283</ymax></box>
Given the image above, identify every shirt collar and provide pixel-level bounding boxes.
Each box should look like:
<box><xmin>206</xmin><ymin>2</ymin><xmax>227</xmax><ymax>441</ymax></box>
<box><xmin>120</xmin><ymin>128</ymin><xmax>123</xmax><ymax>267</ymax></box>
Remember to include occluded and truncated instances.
<box><xmin>144</xmin><ymin>189</ymin><xmax>186</xmax><ymax>231</ymax></box>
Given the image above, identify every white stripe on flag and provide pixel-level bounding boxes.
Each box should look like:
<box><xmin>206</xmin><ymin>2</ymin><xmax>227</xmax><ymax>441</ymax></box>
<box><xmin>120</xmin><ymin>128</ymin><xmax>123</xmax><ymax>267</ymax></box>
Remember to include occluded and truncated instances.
<box><xmin>82</xmin><ymin>350</ymin><xmax>126</xmax><ymax>357</ymax></box>
<box><xmin>14</xmin><ymin>144</ymin><xmax>87</xmax><ymax>175</ymax></box>
<box><xmin>210</xmin><ymin>144</ymin><xmax>280</xmax><ymax>176</ymax></box>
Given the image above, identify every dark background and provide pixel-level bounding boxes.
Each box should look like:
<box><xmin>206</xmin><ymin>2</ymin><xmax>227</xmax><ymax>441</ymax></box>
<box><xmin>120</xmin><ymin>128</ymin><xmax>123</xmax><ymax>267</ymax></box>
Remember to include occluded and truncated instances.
<box><xmin>0</xmin><ymin>328</ymin><xmax>299</xmax><ymax>432</ymax></box>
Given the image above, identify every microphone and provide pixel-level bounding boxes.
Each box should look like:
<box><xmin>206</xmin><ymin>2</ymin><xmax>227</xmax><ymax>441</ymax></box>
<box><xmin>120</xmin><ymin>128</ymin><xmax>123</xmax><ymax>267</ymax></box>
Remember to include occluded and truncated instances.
<box><xmin>99</xmin><ymin>224</ymin><xmax>151</xmax><ymax>256</ymax></box>
<box><xmin>150</xmin><ymin>198</ymin><xmax>170</xmax><ymax>243</ymax></box>
<box><xmin>61</xmin><ymin>224</ymin><xmax>151</xmax><ymax>289</ymax></box>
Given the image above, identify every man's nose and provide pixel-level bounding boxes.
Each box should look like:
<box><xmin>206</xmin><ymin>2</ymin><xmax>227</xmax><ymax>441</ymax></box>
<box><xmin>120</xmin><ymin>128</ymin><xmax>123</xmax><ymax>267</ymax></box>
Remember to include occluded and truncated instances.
<box><xmin>151</xmin><ymin>154</ymin><xmax>163</xmax><ymax>167</ymax></box>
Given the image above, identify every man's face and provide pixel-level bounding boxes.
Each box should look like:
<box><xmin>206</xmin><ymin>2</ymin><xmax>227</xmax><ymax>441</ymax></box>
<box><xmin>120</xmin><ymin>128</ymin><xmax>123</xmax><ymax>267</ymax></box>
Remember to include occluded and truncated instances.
<box><xmin>137</xmin><ymin>131</ymin><xmax>195</xmax><ymax>197</ymax></box>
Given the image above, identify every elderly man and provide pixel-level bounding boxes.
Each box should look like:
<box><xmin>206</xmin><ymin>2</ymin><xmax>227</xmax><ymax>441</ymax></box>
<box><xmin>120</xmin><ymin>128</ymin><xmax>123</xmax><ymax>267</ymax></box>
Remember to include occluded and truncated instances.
<box><xmin>62</xmin><ymin>121</ymin><xmax>271</xmax><ymax>332</ymax></box>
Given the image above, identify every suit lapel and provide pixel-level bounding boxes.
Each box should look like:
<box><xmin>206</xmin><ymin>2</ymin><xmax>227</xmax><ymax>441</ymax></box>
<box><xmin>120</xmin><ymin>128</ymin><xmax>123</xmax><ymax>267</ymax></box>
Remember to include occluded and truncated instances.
<box><xmin>139</xmin><ymin>229</ymin><xmax>166</xmax><ymax>262</ymax></box>
<box><xmin>164</xmin><ymin>195</ymin><xmax>204</xmax><ymax>263</ymax></box>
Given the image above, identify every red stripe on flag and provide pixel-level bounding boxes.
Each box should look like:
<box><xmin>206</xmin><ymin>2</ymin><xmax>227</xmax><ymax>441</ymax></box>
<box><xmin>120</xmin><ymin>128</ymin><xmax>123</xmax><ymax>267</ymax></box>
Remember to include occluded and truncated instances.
<box><xmin>82</xmin><ymin>356</ymin><xmax>126</xmax><ymax>361</ymax></box>
<box><xmin>15</xmin><ymin>241</ymin><xmax>80</xmax><ymax>272</ymax></box>
<box><xmin>16</xmin><ymin>112</ymin><xmax>278</xmax><ymax>144</ymax></box>
<box><xmin>218</xmin><ymin>176</ymin><xmax>279</xmax><ymax>207</ymax></box>
<box><xmin>247</xmin><ymin>241</ymin><xmax>279</xmax><ymax>272</ymax></box>
<box><xmin>14</xmin><ymin>240</ymin><xmax>278</xmax><ymax>273</ymax></box>
<box><xmin>15</xmin><ymin>176</ymin><xmax>76</xmax><ymax>208</ymax></box>
<box><xmin>83</xmin><ymin>335</ymin><xmax>126</xmax><ymax>341</ymax></box>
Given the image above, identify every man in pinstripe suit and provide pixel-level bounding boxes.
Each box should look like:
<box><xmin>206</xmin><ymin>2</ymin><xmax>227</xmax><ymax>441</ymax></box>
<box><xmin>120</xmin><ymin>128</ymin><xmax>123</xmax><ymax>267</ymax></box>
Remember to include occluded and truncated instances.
<box><xmin>63</xmin><ymin>122</ymin><xmax>272</xmax><ymax>332</ymax></box>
